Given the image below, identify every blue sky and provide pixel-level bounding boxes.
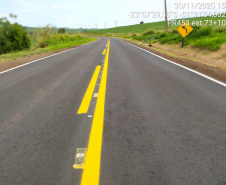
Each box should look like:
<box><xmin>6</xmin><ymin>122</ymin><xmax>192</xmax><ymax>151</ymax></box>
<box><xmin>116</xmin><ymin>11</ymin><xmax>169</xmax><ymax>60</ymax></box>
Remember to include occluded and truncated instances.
<box><xmin>0</xmin><ymin>0</ymin><xmax>225</xmax><ymax>28</ymax></box>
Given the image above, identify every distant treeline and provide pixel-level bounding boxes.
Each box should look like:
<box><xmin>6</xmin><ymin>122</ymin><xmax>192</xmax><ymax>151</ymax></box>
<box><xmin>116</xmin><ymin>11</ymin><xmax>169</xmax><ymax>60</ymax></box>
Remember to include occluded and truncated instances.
<box><xmin>23</xmin><ymin>26</ymin><xmax>90</xmax><ymax>34</ymax></box>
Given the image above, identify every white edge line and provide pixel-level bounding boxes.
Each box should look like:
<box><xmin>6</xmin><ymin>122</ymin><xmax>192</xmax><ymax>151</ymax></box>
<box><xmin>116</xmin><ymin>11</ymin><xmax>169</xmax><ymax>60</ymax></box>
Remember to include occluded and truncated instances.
<box><xmin>0</xmin><ymin>39</ymin><xmax>99</xmax><ymax>75</ymax></box>
<box><xmin>117</xmin><ymin>38</ymin><xmax>226</xmax><ymax>87</ymax></box>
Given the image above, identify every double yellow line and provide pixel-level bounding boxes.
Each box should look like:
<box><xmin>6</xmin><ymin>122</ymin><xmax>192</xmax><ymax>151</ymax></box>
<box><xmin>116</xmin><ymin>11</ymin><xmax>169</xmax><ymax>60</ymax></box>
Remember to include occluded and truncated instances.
<box><xmin>78</xmin><ymin>40</ymin><xmax>110</xmax><ymax>185</ymax></box>
<box><xmin>77</xmin><ymin>66</ymin><xmax>101</xmax><ymax>114</ymax></box>
<box><xmin>102</xmin><ymin>49</ymin><xmax>106</xmax><ymax>55</ymax></box>
<box><xmin>77</xmin><ymin>41</ymin><xmax>109</xmax><ymax>115</ymax></box>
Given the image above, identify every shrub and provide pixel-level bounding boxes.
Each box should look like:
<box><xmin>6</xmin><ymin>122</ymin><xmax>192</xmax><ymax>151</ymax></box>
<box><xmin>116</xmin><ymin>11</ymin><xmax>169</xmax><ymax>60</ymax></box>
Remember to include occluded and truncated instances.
<box><xmin>58</xmin><ymin>28</ymin><xmax>66</xmax><ymax>34</ymax></box>
<box><xmin>215</xmin><ymin>27</ymin><xmax>226</xmax><ymax>33</ymax></box>
<box><xmin>34</xmin><ymin>25</ymin><xmax>57</xmax><ymax>48</ymax></box>
<box><xmin>0</xmin><ymin>16</ymin><xmax>30</xmax><ymax>54</ymax></box>
<box><xmin>37</xmin><ymin>34</ymin><xmax>85</xmax><ymax>49</ymax></box>
<box><xmin>159</xmin><ymin>32</ymin><xmax>167</xmax><ymax>38</ymax></box>
<box><xmin>143</xmin><ymin>29</ymin><xmax>155</xmax><ymax>36</ymax></box>
<box><xmin>171</xmin><ymin>29</ymin><xmax>178</xmax><ymax>34</ymax></box>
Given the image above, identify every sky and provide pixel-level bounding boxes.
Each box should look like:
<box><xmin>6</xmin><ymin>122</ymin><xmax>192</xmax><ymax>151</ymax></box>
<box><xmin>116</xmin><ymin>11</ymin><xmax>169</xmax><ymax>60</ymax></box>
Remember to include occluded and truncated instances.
<box><xmin>0</xmin><ymin>0</ymin><xmax>225</xmax><ymax>29</ymax></box>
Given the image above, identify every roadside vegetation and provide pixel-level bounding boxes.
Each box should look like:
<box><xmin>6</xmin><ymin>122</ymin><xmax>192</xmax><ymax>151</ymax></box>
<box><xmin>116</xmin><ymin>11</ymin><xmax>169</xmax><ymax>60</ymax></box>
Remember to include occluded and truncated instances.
<box><xmin>87</xmin><ymin>16</ymin><xmax>226</xmax><ymax>51</ymax></box>
<box><xmin>30</xmin><ymin>25</ymin><xmax>96</xmax><ymax>51</ymax></box>
<box><xmin>0</xmin><ymin>14</ymin><xmax>96</xmax><ymax>63</ymax></box>
<box><xmin>122</xmin><ymin>26</ymin><xmax>226</xmax><ymax>51</ymax></box>
<box><xmin>0</xmin><ymin>14</ymin><xmax>30</xmax><ymax>54</ymax></box>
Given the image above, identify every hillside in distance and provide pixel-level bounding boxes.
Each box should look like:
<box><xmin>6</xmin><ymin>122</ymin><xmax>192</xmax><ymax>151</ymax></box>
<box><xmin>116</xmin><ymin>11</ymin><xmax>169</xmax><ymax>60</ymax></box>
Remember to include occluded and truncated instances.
<box><xmin>87</xmin><ymin>16</ymin><xmax>226</xmax><ymax>34</ymax></box>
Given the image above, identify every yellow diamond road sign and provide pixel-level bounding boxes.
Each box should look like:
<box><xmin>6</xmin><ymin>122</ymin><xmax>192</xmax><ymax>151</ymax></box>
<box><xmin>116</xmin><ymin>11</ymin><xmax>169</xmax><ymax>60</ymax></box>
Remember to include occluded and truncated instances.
<box><xmin>177</xmin><ymin>21</ymin><xmax>193</xmax><ymax>38</ymax></box>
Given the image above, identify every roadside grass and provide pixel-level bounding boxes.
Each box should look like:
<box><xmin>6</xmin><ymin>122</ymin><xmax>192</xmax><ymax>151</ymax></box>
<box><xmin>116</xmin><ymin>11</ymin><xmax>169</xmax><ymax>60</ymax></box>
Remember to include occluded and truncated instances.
<box><xmin>86</xmin><ymin>16</ymin><xmax>226</xmax><ymax>51</ymax></box>
<box><xmin>94</xmin><ymin>24</ymin><xmax>226</xmax><ymax>51</ymax></box>
<box><xmin>128</xmin><ymin>30</ymin><xmax>226</xmax><ymax>51</ymax></box>
<box><xmin>0</xmin><ymin>34</ymin><xmax>96</xmax><ymax>63</ymax></box>
<box><xmin>35</xmin><ymin>33</ymin><xmax>94</xmax><ymax>50</ymax></box>
<box><xmin>188</xmin><ymin>33</ymin><xmax>226</xmax><ymax>50</ymax></box>
<box><xmin>130</xmin><ymin>26</ymin><xmax>226</xmax><ymax>51</ymax></box>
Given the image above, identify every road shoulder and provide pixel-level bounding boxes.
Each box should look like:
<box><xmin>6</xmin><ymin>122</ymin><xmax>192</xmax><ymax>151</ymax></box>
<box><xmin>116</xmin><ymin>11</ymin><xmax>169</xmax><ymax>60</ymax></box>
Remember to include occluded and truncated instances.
<box><xmin>117</xmin><ymin>38</ymin><xmax>226</xmax><ymax>83</ymax></box>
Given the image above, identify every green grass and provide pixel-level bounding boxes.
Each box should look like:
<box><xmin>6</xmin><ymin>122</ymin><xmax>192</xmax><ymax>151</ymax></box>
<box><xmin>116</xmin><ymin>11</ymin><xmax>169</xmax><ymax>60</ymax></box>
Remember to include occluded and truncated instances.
<box><xmin>189</xmin><ymin>33</ymin><xmax>226</xmax><ymax>50</ymax></box>
<box><xmin>86</xmin><ymin>16</ymin><xmax>226</xmax><ymax>51</ymax></box>
<box><xmin>0</xmin><ymin>34</ymin><xmax>96</xmax><ymax>63</ymax></box>
<box><xmin>126</xmin><ymin>25</ymin><xmax>226</xmax><ymax>50</ymax></box>
<box><xmin>36</xmin><ymin>34</ymin><xmax>94</xmax><ymax>50</ymax></box>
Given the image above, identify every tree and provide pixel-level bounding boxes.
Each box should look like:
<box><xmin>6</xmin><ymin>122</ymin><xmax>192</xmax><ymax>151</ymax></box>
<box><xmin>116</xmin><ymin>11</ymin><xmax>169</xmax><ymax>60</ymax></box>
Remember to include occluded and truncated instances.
<box><xmin>58</xmin><ymin>28</ymin><xmax>66</xmax><ymax>34</ymax></box>
<box><xmin>140</xmin><ymin>21</ymin><xmax>144</xmax><ymax>24</ymax></box>
<box><xmin>0</xmin><ymin>15</ymin><xmax>30</xmax><ymax>54</ymax></box>
<box><xmin>9</xmin><ymin>13</ymin><xmax>17</xmax><ymax>19</ymax></box>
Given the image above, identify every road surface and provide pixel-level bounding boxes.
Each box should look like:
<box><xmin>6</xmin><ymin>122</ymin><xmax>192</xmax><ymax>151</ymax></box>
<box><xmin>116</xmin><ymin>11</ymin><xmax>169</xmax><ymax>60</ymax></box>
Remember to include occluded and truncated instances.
<box><xmin>0</xmin><ymin>38</ymin><xmax>226</xmax><ymax>185</ymax></box>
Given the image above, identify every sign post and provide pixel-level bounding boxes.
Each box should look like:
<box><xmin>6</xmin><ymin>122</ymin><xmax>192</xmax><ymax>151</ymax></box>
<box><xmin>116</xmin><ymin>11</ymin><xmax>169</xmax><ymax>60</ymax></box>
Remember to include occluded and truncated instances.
<box><xmin>177</xmin><ymin>21</ymin><xmax>193</xmax><ymax>48</ymax></box>
<box><xmin>182</xmin><ymin>38</ymin><xmax>184</xmax><ymax>48</ymax></box>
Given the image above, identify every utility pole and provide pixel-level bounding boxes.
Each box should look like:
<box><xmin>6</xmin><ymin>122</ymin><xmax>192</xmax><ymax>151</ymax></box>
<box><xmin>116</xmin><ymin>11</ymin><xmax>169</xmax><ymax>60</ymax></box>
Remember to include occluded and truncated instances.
<box><xmin>95</xmin><ymin>23</ymin><xmax>97</xmax><ymax>29</ymax></box>
<box><xmin>104</xmin><ymin>23</ymin><xmax>106</xmax><ymax>29</ymax></box>
<box><xmin>164</xmin><ymin>0</ymin><xmax>168</xmax><ymax>33</ymax></box>
<box><xmin>115</xmin><ymin>20</ymin><xmax>118</xmax><ymax>33</ymax></box>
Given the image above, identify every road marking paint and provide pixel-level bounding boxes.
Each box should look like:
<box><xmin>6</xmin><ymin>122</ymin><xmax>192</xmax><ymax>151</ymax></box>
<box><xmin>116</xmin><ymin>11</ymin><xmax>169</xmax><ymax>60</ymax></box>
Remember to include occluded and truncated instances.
<box><xmin>88</xmin><ymin>115</ymin><xmax>93</xmax><ymax>118</ymax></box>
<box><xmin>73</xmin><ymin>148</ymin><xmax>87</xmax><ymax>169</ymax></box>
<box><xmin>81</xmin><ymin>39</ymin><xmax>110</xmax><ymax>185</ymax></box>
<box><xmin>93</xmin><ymin>93</ymin><xmax>98</xmax><ymax>97</ymax></box>
<box><xmin>77</xmin><ymin>66</ymin><xmax>101</xmax><ymax>114</ymax></box>
<box><xmin>102</xmin><ymin>49</ymin><xmax>106</xmax><ymax>55</ymax></box>
<box><xmin>97</xmin><ymin>84</ymin><xmax>99</xmax><ymax>85</ymax></box>
<box><xmin>118</xmin><ymin>39</ymin><xmax>226</xmax><ymax>87</ymax></box>
<box><xmin>0</xmin><ymin>40</ymin><xmax>99</xmax><ymax>75</ymax></box>
<box><xmin>106</xmin><ymin>44</ymin><xmax>108</xmax><ymax>47</ymax></box>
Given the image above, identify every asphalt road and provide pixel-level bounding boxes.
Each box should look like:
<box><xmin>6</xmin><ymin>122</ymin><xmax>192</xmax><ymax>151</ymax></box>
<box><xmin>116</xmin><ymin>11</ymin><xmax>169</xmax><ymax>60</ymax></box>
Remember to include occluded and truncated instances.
<box><xmin>0</xmin><ymin>38</ymin><xmax>226</xmax><ymax>185</ymax></box>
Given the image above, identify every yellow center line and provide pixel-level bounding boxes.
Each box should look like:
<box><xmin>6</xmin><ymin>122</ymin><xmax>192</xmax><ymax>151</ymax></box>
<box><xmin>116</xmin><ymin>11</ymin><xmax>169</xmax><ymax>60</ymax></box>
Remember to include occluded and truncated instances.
<box><xmin>80</xmin><ymin>39</ymin><xmax>110</xmax><ymax>185</ymax></box>
<box><xmin>77</xmin><ymin>65</ymin><xmax>101</xmax><ymax>114</ymax></box>
<box><xmin>102</xmin><ymin>49</ymin><xmax>106</xmax><ymax>55</ymax></box>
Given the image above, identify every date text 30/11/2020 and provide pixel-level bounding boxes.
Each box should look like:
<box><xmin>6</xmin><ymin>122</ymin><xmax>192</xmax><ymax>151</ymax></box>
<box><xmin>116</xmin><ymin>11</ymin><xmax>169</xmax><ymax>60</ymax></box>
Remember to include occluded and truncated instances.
<box><xmin>174</xmin><ymin>3</ymin><xmax>226</xmax><ymax>10</ymax></box>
